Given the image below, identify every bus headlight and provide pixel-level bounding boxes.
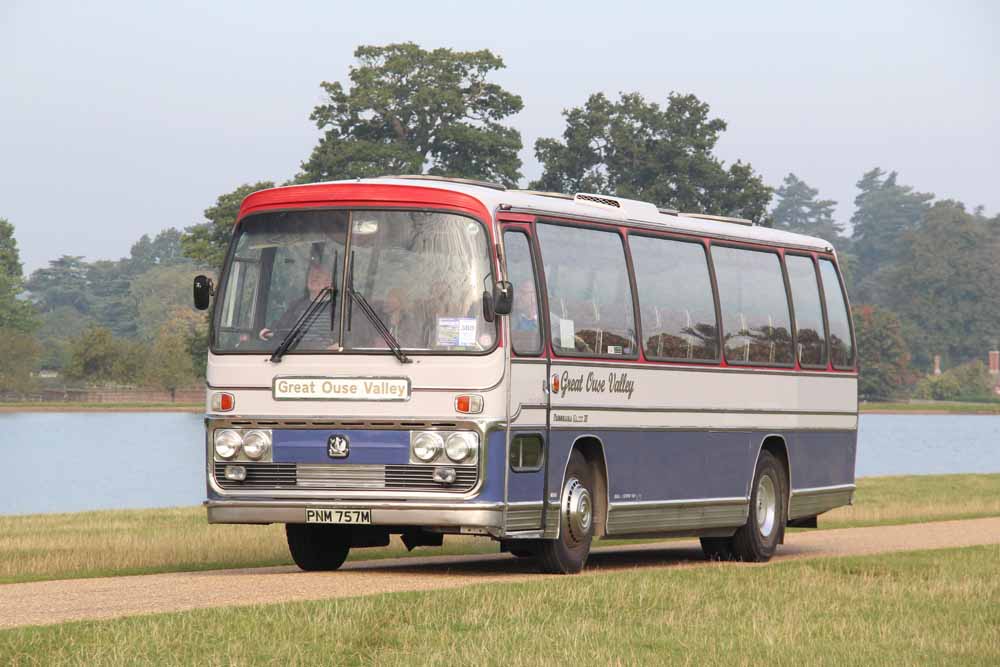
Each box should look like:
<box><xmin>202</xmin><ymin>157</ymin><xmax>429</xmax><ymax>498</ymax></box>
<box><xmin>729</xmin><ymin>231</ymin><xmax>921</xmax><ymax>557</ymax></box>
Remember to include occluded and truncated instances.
<box><xmin>242</xmin><ymin>430</ymin><xmax>271</xmax><ymax>460</ymax></box>
<box><xmin>445</xmin><ymin>432</ymin><xmax>477</xmax><ymax>462</ymax></box>
<box><xmin>214</xmin><ymin>429</ymin><xmax>243</xmax><ymax>459</ymax></box>
<box><xmin>412</xmin><ymin>432</ymin><xmax>444</xmax><ymax>462</ymax></box>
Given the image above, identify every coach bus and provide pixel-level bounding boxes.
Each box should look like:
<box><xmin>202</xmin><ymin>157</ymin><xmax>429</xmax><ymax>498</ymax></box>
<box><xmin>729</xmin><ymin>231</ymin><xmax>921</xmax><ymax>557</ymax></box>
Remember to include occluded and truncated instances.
<box><xmin>194</xmin><ymin>176</ymin><xmax>857</xmax><ymax>574</ymax></box>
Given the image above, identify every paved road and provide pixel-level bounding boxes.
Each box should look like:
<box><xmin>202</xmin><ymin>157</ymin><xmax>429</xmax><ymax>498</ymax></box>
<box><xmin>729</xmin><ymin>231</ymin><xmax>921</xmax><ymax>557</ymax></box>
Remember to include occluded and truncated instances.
<box><xmin>2</xmin><ymin>517</ymin><xmax>998</xmax><ymax>630</ymax></box>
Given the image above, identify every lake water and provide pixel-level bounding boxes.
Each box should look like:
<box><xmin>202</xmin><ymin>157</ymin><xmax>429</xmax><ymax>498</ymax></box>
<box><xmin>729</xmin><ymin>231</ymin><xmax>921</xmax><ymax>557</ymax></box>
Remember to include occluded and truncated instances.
<box><xmin>1</xmin><ymin>413</ymin><xmax>998</xmax><ymax>516</ymax></box>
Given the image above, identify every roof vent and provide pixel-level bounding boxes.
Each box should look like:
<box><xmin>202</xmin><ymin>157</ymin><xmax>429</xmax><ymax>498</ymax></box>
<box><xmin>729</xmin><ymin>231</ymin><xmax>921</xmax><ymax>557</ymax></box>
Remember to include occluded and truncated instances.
<box><xmin>574</xmin><ymin>193</ymin><xmax>622</xmax><ymax>209</ymax></box>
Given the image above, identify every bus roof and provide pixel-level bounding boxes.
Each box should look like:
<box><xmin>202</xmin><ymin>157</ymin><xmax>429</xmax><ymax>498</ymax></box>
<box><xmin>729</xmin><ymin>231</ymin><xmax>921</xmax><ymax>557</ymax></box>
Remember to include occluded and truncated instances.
<box><xmin>244</xmin><ymin>177</ymin><xmax>835</xmax><ymax>253</ymax></box>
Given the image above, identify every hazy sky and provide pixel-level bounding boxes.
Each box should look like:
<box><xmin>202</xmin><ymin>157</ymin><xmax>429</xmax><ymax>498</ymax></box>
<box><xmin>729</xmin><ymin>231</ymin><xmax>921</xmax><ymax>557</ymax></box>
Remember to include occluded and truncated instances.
<box><xmin>3</xmin><ymin>1</ymin><xmax>997</xmax><ymax>272</ymax></box>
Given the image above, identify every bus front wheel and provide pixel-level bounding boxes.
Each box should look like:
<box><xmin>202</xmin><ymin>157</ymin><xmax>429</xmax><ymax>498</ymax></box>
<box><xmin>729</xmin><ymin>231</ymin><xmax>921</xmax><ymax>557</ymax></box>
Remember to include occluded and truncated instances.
<box><xmin>538</xmin><ymin>451</ymin><xmax>595</xmax><ymax>574</ymax></box>
<box><xmin>286</xmin><ymin>523</ymin><xmax>351</xmax><ymax>571</ymax></box>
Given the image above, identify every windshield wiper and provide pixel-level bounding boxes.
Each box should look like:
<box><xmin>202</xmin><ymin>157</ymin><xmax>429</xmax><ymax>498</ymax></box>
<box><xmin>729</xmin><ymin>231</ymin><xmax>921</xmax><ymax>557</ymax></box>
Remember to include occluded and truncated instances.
<box><xmin>347</xmin><ymin>287</ymin><xmax>412</xmax><ymax>364</ymax></box>
<box><xmin>269</xmin><ymin>287</ymin><xmax>334</xmax><ymax>363</ymax></box>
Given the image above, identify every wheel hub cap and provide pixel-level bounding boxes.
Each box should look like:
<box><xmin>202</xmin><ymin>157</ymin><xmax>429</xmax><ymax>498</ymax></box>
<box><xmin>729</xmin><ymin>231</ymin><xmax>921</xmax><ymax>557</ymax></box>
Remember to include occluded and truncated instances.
<box><xmin>564</xmin><ymin>478</ymin><xmax>592</xmax><ymax>543</ymax></box>
<box><xmin>756</xmin><ymin>474</ymin><xmax>777</xmax><ymax>538</ymax></box>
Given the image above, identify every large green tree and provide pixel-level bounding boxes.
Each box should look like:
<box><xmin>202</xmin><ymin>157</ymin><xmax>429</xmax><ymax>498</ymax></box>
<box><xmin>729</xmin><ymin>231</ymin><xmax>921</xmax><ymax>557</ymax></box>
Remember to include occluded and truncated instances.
<box><xmin>850</xmin><ymin>168</ymin><xmax>933</xmax><ymax>299</ymax></box>
<box><xmin>143</xmin><ymin>320</ymin><xmax>196</xmax><ymax>401</ymax></box>
<box><xmin>0</xmin><ymin>218</ymin><xmax>37</xmax><ymax>333</ymax></box>
<box><xmin>882</xmin><ymin>201</ymin><xmax>1000</xmax><ymax>368</ymax></box>
<box><xmin>852</xmin><ymin>304</ymin><xmax>914</xmax><ymax>400</ymax></box>
<box><xmin>181</xmin><ymin>181</ymin><xmax>274</xmax><ymax>270</ymax></box>
<box><xmin>531</xmin><ymin>92</ymin><xmax>772</xmax><ymax>222</ymax></box>
<box><xmin>772</xmin><ymin>173</ymin><xmax>843</xmax><ymax>244</ymax></box>
<box><xmin>299</xmin><ymin>43</ymin><xmax>524</xmax><ymax>186</ymax></box>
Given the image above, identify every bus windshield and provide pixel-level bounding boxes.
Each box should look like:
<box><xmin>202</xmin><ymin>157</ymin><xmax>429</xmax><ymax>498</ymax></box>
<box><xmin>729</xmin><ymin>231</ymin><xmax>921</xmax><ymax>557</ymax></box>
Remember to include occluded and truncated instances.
<box><xmin>213</xmin><ymin>209</ymin><xmax>497</xmax><ymax>355</ymax></box>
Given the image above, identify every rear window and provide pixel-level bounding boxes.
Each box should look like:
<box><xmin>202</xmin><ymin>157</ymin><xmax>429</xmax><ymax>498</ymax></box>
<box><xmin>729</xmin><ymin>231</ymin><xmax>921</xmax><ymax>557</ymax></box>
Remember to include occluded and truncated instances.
<box><xmin>785</xmin><ymin>255</ymin><xmax>828</xmax><ymax>368</ymax></box>
<box><xmin>819</xmin><ymin>259</ymin><xmax>855</xmax><ymax>369</ymax></box>
<box><xmin>711</xmin><ymin>246</ymin><xmax>794</xmax><ymax>366</ymax></box>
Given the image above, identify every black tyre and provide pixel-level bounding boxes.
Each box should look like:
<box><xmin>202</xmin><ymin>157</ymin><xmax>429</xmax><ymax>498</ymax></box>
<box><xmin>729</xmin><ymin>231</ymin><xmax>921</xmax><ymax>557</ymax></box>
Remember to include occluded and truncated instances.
<box><xmin>285</xmin><ymin>523</ymin><xmax>351</xmax><ymax>571</ymax></box>
<box><xmin>538</xmin><ymin>451</ymin><xmax>595</xmax><ymax>574</ymax></box>
<box><xmin>730</xmin><ymin>450</ymin><xmax>787</xmax><ymax>562</ymax></box>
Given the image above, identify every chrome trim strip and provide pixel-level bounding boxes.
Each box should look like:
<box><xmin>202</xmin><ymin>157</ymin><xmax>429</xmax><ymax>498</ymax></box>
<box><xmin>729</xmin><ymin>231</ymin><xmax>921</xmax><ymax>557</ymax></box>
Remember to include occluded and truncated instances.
<box><xmin>788</xmin><ymin>485</ymin><xmax>855</xmax><ymax>520</ymax></box>
<box><xmin>552</xmin><ymin>405</ymin><xmax>856</xmax><ymax>416</ymax></box>
<box><xmin>549</xmin><ymin>358</ymin><xmax>856</xmax><ymax>377</ymax></box>
<box><xmin>606</xmin><ymin>498</ymin><xmax>749</xmax><ymax>535</ymax></box>
<box><xmin>791</xmin><ymin>483</ymin><xmax>857</xmax><ymax>496</ymax></box>
<box><xmin>607</xmin><ymin>496</ymin><xmax>748</xmax><ymax>509</ymax></box>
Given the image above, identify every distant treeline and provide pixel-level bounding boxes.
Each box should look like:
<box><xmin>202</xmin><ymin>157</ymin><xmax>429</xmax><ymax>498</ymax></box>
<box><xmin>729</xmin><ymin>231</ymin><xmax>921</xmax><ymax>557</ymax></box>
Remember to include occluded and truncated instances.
<box><xmin>1</xmin><ymin>42</ymin><xmax>996</xmax><ymax>401</ymax></box>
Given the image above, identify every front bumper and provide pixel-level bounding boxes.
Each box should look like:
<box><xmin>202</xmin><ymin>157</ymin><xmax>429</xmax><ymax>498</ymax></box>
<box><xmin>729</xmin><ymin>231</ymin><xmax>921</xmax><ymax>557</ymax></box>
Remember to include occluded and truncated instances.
<box><xmin>205</xmin><ymin>499</ymin><xmax>503</xmax><ymax>529</ymax></box>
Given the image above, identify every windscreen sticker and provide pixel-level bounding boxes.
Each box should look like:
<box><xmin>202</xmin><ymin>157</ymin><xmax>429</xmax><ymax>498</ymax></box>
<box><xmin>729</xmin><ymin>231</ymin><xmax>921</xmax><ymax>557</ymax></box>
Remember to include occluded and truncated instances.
<box><xmin>437</xmin><ymin>317</ymin><xmax>477</xmax><ymax>347</ymax></box>
<box><xmin>559</xmin><ymin>318</ymin><xmax>576</xmax><ymax>349</ymax></box>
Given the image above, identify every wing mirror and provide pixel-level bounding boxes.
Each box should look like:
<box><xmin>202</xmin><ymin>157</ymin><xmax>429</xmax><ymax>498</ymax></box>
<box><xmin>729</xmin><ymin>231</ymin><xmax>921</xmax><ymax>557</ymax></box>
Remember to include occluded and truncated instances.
<box><xmin>492</xmin><ymin>280</ymin><xmax>513</xmax><ymax>316</ymax></box>
<box><xmin>193</xmin><ymin>275</ymin><xmax>214</xmax><ymax>311</ymax></box>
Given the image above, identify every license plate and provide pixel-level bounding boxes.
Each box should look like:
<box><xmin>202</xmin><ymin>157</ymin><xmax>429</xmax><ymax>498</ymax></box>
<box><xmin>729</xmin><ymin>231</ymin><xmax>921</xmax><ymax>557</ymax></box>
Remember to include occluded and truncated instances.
<box><xmin>305</xmin><ymin>508</ymin><xmax>372</xmax><ymax>525</ymax></box>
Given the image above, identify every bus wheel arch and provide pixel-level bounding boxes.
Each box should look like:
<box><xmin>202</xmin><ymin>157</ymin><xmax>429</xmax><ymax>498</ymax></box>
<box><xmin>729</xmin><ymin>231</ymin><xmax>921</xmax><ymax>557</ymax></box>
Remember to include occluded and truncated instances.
<box><xmin>568</xmin><ymin>435</ymin><xmax>609</xmax><ymax>538</ymax></box>
<box><xmin>756</xmin><ymin>434</ymin><xmax>791</xmax><ymax>523</ymax></box>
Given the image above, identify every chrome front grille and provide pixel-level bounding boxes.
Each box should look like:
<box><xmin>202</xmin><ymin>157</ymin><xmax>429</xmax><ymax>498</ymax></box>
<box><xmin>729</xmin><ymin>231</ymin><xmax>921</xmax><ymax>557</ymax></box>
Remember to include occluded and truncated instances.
<box><xmin>214</xmin><ymin>462</ymin><xmax>478</xmax><ymax>493</ymax></box>
<box><xmin>214</xmin><ymin>462</ymin><xmax>296</xmax><ymax>489</ymax></box>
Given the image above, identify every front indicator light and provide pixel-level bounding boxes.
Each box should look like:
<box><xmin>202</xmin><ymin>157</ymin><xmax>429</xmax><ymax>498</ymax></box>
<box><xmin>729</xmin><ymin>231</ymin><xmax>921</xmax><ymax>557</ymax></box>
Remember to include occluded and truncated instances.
<box><xmin>211</xmin><ymin>392</ymin><xmax>235</xmax><ymax>412</ymax></box>
<box><xmin>242</xmin><ymin>430</ymin><xmax>271</xmax><ymax>460</ymax></box>
<box><xmin>224</xmin><ymin>465</ymin><xmax>247</xmax><ymax>481</ymax></box>
<box><xmin>445</xmin><ymin>432</ymin><xmax>475</xmax><ymax>462</ymax></box>
<box><xmin>412</xmin><ymin>432</ymin><xmax>444</xmax><ymax>462</ymax></box>
<box><xmin>214</xmin><ymin>429</ymin><xmax>242</xmax><ymax>459</ymax></box>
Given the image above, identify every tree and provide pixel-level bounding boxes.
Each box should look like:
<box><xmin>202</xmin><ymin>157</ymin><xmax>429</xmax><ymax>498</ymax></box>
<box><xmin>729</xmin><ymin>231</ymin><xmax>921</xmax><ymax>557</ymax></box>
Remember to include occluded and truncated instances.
<box><xmin>130</xmin><ymin>264</ymin><xmax>207</xmax><ymax>340</ymax></box>
<box><xmin>299</xmin><ymin>43</ymin><xmax>524</xmax><ymax>187</ymax></box>
<box><xmin>0</xmin><ymin>328</ymin><xmax>41</xmax><ymax>393</ymax></box>
<box><xmin>25</xmin><ymin>255</ymin><xmax>92</xmax><ymax>313</ymax></box>
<box><xmin>0</xmin><ymin>218</ymin><xmax>37</xmax><ymax>333</ymax></box>
<box><xmin>143</xmin><ymin>320</ymin><xmax>196</xmax><ymax>401</ymax></box>
<box><xmin>531</xmin><ymin>92</ymin><xmax>773</xmax><ymax>222</ymax></box>
<box><xmin>181</xmin><ymin>181</ymin><xmax>274</xmax><ymax>270</ymax></box>
<box><xmin>881</xmin><ymin>201</ymin><xmax>1000</xmax><ymax>368</ymax></box>
<box><xmin>772</xmin><ymin>173</ymin><xmax>843</xmax><ymax>244</ymax></box>
<box><xmin>853</xmin><ymin>304</ymin><xmax>914</xmax><ymax>400</ymax></box>
<box><xmin>36</xmin><ymin>306</ymin><xmax>96</xmax><ymax>371</ymax></box>
<box><xmin>64</xmin><ymin>326</ymin><xmax>122</xmax><ymax>384</ymax></box>
<box><xmin>849</xmin><ymin>168</ymin><xmax>933</xmax><ymax>298</ymax></box>
<box><xmin>914</xmin><ymin>361</ymin><xmax>994</xmax><ymax>401</ymax></box>
<box><xmin>127</xmin><ymin>228</ymin><xmax>188</xmax><ymax>274</ymax></box>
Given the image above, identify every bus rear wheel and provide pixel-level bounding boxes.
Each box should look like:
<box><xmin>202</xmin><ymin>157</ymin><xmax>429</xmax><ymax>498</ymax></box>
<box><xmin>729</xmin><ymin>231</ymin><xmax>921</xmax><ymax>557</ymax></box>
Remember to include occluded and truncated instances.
<box><xmin>735</xmin><ymin>450</ymin><xmax>787</xmax><ymax>562</ymax></box>
<box><xmin>538</xmin><ymin>451</ymin><xmax>595</xmax><ymax>574</ymax></box>
<box><xmin>700</xmin><ymin>450</ymin><xmax>787</xmax><ymax>562</ymax></box>
<box><xmin>286</xmin><ymin>524</ymin><xmax>351</xmax><ymax>571</ymax></box>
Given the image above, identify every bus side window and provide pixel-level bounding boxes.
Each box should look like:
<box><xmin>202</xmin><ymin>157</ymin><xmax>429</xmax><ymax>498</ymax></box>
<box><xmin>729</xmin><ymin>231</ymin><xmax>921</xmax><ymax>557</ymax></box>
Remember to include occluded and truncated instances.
<box><xmin>712</xmin><ymin>246</ymin><xmax>794</xmax><ymax>366</ymax></box>
<box><xmin>629</xmin><ymin>235</ymin><xmax>719</xmax><ymax>362</ymax></box>
<box><xmin>536</xmin><ymin>223</ymin><xmax>637</xmax><ymax>358</ymax></box>
<box><xmin>785</xmin><ymin>255</ymin><xmax>828</xmax><ymax>368</ymax></box>
<box><xmin>503</xmin><ymin>231</ymin><xmax>542</xmax><ymax>356</ymax></box>
<box><xmin>818</xmin><ymin>259</ymin><xmax>855</xmax><ymax>369</ymax></box>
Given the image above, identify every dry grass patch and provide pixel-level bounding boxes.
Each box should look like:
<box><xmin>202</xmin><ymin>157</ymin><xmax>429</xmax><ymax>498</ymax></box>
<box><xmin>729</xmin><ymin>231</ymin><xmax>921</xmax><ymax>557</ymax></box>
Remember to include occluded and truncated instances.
<box><xmin>822</xmin><ymin>473</ymin><xmax>1000</xmax><ymax>528</ymax></box>
<box><xmin>2</xmin><ymin>546</ymin><xmax>998</xmax><ymax>666</ymax></box>
<box><xmin>0</xmin><ymin>507</ymin><xmax>496</xmax><ymax>585</ymax></box>
<box><xmin>3</xmin><ymin>473</ymin><xmax>998</xmax><ymax>585</ymax></box>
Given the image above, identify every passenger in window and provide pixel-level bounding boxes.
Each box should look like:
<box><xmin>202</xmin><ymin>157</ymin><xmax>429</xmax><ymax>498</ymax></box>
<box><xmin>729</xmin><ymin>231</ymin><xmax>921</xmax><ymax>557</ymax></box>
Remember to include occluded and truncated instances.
<box><xmin>512</xmin><ymin>281</ymin><xmax>540</xmax><ymax>351</ymax></box>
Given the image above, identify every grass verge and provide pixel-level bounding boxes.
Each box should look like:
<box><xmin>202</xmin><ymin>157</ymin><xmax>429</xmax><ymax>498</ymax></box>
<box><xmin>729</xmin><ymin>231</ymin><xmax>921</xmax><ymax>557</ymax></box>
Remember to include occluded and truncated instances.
<box><xmin>2</xmin><ymin>473</ymin><xmax>998</xmax><ymax>586</ymax></box>
<box><xmin>0</xmin><ymin>402</ymin><xmax>202</xmax><ymax>412</ymax></box>
<box><xmin>2</xmin><ymin>545</ymin><xmax>998</xmax><ymax>666</ymax></box>
<box><xmin>861</xmin><ymin>400</ymin><xmax>1000</xmax><ymax>414</ymax></box>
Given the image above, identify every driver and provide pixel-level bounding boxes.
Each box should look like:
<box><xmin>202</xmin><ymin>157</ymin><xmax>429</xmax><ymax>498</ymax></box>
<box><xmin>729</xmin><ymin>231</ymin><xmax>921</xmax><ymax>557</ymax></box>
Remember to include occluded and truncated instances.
<box><xmin>259</xmin><ymin>247</ymin><xmax>334</xmax><ymax>344</ymax></box>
